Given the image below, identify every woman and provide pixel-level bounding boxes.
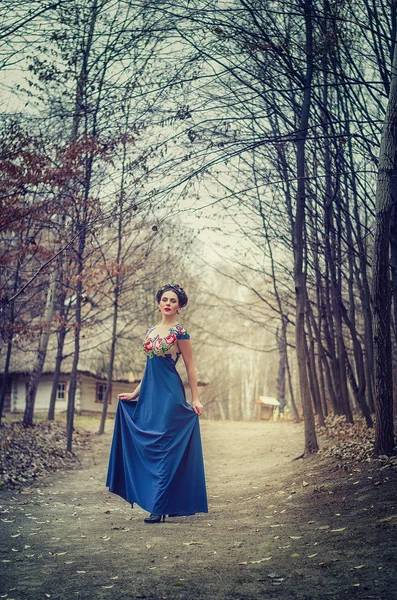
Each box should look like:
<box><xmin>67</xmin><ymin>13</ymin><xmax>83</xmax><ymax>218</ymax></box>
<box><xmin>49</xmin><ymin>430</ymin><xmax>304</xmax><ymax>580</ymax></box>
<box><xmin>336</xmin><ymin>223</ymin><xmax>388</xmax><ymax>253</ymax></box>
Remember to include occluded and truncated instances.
<box><xmin>106</xmin><ymin>283</ymin><xmax>208</xmax><ymax>523</ymax></box>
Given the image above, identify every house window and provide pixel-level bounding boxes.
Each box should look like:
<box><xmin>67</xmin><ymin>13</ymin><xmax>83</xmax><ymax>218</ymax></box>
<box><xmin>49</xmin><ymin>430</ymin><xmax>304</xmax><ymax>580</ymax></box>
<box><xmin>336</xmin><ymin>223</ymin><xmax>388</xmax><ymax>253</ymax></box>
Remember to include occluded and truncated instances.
<box><xmin>0</xmin><ymin>377</ymin><xmax>12</xmax><ymax>412</ymax></box>
<box><xmin>96</xmin><ymin>383</ymin><xmax>111</xmax><ymax>403</ymax></box>
<box><xmin>57</xmin><ymin>382</ymin><xmax>66</xmax><ymax>400</ymax></box>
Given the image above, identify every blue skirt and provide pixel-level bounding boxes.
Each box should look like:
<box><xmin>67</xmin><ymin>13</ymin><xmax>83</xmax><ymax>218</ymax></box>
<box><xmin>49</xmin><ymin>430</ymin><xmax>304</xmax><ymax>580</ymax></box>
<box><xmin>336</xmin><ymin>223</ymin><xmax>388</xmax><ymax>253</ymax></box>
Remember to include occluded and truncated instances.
<box><xmin>106</xmin><ymin>354</ymin><xmax>208</xmax><ymax>516</ymax></box>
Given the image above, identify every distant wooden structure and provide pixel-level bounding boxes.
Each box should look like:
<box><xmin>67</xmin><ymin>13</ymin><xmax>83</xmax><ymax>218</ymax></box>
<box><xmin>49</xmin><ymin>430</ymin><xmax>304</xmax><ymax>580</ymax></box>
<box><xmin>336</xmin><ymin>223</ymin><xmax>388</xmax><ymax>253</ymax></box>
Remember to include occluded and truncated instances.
<box><xmin>256</xmin><ymin>396</ymin><xmax>281</xmax><ymax>421</ymax></box>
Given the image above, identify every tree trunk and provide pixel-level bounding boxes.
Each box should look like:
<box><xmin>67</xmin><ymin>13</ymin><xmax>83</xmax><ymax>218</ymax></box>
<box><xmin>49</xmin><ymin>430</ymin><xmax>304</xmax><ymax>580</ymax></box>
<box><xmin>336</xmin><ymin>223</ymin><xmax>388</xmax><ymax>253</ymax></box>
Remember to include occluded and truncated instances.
<box><xmin>321</xmin><ymin>352</ymin><xmax>337</xmax><ymax>414</ymax></box>
<box><xmin>355</xmin><ymin>265</ymin><xmax>375</xmax><ymax>413</ymax></box>
<box><xmin>293</xmin><ymin>0</ymin><xmax>318</xmax><ymax>454</ymax></box>
<box><xmin>48</xmin><ymin>317</ymin><xmax>67</xmax><ymax>421</ymax></box>
<box><xmin>372</xmin><ymin>43</ymin><xmax>397</xmax><ymax>457</ymax></box>
<box><xmin>0</xmin><ymin>339</ymin><xmax>13</xmax><ymax>423</ymax></box>
<box><xmin>285</xmin><ymin>342</ymin><xmax>300</xmax><ymax>422</ymax></box>
<box><xmin>98</xmin><ymin>278</ymin><xmax>119</xmax><ymax>435</ymax></box>
<box><xmin>320</xmin><ymin>44</ymin><xmax>353</xmax><ymax>422</ymax></box>
<box><xmin>66</xmin><ymin>234</ymin><xmax>84</xmax><ymax>452</ymax></box>
<box><xmin>323</xmin><ymin>199</ymin><xmax>353</xmax><ymax>423</ymax></box>
<box><xmin>339</xmin><ymin>299</ymin><xmax>372</xmax><ymax>426</ymax></box>
<box><xmin>65</xmin><ymin>0</ymin><xmax>99</xmax><ymax>451</ymax></box>
<box><xmin>344</xmin><ymin>352</ymin><xmax>373</xmax><ymax>428</ymax></box>
<box><xmin>336</xmin><ymin>329</ymin><xmax>353</xmax><ymax>423</ymax></box>
<box><xmin>98</xmin><ymin>115</ymin><xmax>131</xmax><ymax>435</ymax></box>
<box><xmin>66</xmin><ymin>149</ymin><xmax>94</xmax><ymax>451</ymax></box>
<box><xmin>23</xmin><ymin>269</ymin><xmax>57</xmax><ymax>426</ymax></box>
<box><xmin>390</xmin><ymin>205</ymin><xmax>397</xmax><ymax>351</ymax></box>
<box><xmin>322</xmin><ymin>273</ymin><xmax>344</xmax><ymax>414</ymax></box>
<box><xmin>342</xmin><ymin>123</ymin><xmax>375</xmax><ymax>414</ymax></box>
<box><xmin>307</xmin><ymin>289</ymin><xmax>329</xmax><ymax>419</ymax></box>
<box><xmin>306</xmin><ymin>314</ymin><xmax>325</xmax><ymax>427</ymax></box>
<box><xmin>275</xmin><ymin>324</ymin><xmax>287</xmax><ymax>413</ymax></box>
<box><xmin>0</xmin><ymin>255</ymin><xmax>21</xmax><ymax>424</ymax></box>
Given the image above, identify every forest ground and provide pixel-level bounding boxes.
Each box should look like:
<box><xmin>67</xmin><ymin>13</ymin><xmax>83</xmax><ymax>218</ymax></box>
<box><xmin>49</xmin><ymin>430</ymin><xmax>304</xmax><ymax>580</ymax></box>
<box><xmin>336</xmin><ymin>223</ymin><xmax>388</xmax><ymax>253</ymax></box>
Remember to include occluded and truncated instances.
<box><xmin>1</xmin><ymin>418</ymin><xmax>397</xmax><ymax>600</ymax></box>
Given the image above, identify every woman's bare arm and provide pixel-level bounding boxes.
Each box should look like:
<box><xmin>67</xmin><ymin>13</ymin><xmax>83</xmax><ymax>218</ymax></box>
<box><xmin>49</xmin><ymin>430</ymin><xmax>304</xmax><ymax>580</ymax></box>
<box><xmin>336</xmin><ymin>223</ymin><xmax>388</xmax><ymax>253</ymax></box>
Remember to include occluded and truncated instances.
<box><xmin>178</xmin><ymin>339</ymin><xmax>203</xmax><ymax>416</ymax></box>
<box><xmin>118</xmin><ymin>381</ymin><xmax>141</xmax><ymax>401</ymax></box>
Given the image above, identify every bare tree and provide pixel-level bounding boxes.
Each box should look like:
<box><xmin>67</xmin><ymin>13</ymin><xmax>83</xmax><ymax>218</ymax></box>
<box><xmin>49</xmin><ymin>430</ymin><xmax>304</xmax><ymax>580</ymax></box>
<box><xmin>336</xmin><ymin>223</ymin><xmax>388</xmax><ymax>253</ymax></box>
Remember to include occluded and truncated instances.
<box><xmin>371</xmin><ymin>41</ymin><xmax>397</xmax><ymax>457</ymax></box>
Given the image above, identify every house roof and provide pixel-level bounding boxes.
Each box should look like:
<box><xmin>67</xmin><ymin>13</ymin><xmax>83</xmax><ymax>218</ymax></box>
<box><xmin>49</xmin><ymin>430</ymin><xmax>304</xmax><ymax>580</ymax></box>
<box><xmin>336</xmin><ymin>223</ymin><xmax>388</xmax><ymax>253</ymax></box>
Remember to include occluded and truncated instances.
<box><xmin>1</xmin><ymin>328</ymin><xmax>208</xmax><ymax>386</ymax></box>
<box><xmin>0</xmin><ymin>328</ymin><xmax>143</xmax><ymax>383</ymax></box>
<box><xmin>255</xmin><ymin>396</ymin><xmax>280</xmax><ymax>407</ymax></box>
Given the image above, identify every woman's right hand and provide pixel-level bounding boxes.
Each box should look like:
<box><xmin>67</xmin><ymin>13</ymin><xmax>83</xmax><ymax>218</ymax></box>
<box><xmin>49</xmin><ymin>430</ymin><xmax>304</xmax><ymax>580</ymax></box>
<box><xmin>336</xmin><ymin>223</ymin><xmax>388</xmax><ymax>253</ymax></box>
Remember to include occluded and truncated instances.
<box><xmin>118</xmin><ymin>393</ymin><xmax>136</xmax><ymax>401</ymax></box>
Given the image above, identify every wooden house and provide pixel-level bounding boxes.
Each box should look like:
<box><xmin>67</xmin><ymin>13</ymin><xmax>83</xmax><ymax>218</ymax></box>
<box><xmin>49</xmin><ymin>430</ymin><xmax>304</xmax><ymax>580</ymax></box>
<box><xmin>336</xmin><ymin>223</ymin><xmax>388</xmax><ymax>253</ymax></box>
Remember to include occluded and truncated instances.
<box><xmin>255</xmin><ymin>395</ymin><xmax>281</xmax><ymax>421</ymax></box>
<box><xmin>1</xmin><ymin>369</ymin><xmax>139</xmax><ymax>416</ymax></box>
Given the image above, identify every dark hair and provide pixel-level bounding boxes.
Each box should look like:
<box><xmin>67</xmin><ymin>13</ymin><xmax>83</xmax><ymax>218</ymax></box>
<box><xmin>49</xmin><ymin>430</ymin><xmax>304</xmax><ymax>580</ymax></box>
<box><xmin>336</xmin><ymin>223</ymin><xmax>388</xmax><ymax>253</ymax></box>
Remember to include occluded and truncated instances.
<box><xmin>156</xmin><ymin>284</ymin><xmax>188</xmax><ymax>308</ymax></box>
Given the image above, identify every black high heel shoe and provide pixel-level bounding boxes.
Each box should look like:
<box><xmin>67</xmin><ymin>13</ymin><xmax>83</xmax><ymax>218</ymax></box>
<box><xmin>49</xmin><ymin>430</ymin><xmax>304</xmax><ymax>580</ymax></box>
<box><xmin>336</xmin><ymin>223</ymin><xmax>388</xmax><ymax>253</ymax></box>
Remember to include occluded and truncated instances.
<box><xmin>144</xmin><ymin>513</ymin><xmax>166</xmax><ymax>523</ymax></box>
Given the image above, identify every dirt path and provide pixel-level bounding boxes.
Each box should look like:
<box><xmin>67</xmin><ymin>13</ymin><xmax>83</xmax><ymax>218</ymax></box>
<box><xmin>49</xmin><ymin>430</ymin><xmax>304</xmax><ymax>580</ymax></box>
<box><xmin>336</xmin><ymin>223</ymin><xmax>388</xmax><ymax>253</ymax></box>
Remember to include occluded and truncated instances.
<box><xmin>1</xmin><ymin>420</ymin><xmax>396</xmax><ymax>600</ymax></box>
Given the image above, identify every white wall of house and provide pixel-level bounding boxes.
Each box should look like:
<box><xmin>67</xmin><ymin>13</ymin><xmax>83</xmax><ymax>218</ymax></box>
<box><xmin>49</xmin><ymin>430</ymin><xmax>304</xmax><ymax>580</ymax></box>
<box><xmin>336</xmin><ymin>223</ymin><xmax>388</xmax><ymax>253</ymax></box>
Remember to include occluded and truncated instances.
<box><xmin>12</xmin><ymin>374</ymin><xmax>68</xmax><ymax>413</ymax></box>
<box><xmin>15</xmin><ymin>378</ymin><xmax>26</xmax><ymax>411</ymax></box>
<box><xmin>79</xmin><ymin>374</ymin><xmax>134</xmax><ymax>414</ymax></box>
<box><xmin>8</xmin><ymin>372</ymin><xmax>136</xmax><ymax>415</ymax></box>
<box><xmin>12</xmin><ymin>378</ymin><xmax>19</xmax><ymax>412</ymax></box>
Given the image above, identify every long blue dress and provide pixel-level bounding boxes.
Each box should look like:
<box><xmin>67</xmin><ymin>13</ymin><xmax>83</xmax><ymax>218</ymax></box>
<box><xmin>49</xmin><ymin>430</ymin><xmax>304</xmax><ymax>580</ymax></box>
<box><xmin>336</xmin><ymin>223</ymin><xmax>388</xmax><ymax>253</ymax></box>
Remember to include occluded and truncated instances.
<box><xmin>106</xmin><ymin>324</ymin><xmax>208</xmax><ymax>516</ymax></box>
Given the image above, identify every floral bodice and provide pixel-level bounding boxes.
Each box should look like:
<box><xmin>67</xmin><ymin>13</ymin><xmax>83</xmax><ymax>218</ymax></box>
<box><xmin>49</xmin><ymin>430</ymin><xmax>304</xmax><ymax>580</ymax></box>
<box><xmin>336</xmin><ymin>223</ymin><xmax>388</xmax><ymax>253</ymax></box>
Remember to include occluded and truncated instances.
<box><xmin>142</xmin><ymin>323</ymin><xmax>190</xmax><ymax>359</ymax></box>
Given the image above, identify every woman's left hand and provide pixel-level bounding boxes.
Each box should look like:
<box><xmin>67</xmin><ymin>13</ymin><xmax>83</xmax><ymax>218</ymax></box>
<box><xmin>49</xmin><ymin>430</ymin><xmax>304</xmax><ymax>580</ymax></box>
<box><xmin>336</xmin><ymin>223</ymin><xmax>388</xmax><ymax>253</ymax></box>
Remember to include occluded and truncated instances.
<box><xmin>192</xmin><ymin>400</ymin><xmax>203</xmax><ymax>416</ymax></box>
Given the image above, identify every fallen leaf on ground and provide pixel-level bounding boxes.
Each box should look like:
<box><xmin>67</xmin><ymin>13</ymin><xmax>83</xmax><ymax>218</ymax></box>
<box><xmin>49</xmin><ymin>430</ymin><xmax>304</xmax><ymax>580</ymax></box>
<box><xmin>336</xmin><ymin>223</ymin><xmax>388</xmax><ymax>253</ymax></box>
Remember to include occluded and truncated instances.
<box><xmin>318</xmin><ymin>415</ymin><xmax>397</xmax><ymax>464</ymax></box>
<box><xmin>0</xmin><ymin>421</ymin><xmax>92</xmax><ymax>489</ymax></box>
<box><xmin>250</xmin><ymin>557</ymin><xmax>272</xmax><ymax>563</ymax></box>
<box><xmin>379</xmin><ymin>515</ymin><xmax>397</xmax><ymax>522</ymax></box>
<box><xmin>183</xmin><ymin>541</ymin><xmax>202</xmax><ymax>545</ymax></box>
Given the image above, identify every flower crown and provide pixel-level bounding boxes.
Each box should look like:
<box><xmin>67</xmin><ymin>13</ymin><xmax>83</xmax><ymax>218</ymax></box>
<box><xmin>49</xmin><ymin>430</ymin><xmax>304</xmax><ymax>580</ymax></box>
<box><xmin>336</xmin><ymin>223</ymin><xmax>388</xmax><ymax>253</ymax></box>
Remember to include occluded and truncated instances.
<box><xmin>159</xmin><ymin>283</ymin><xmax>183</xmax><ymax>294</ymax></box>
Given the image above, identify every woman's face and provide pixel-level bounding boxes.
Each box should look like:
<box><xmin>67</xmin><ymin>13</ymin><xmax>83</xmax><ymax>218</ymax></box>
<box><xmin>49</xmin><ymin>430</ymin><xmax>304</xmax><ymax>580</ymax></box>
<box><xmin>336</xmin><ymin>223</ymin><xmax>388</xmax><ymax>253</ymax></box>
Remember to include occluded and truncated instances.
<box><xmin>159</xmin><ymin>290</ymin><xmax>180</xmax><ymax>318</ymax></box>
